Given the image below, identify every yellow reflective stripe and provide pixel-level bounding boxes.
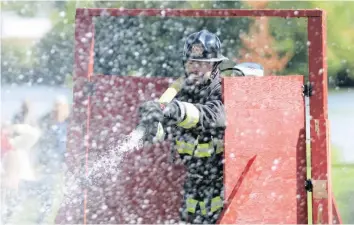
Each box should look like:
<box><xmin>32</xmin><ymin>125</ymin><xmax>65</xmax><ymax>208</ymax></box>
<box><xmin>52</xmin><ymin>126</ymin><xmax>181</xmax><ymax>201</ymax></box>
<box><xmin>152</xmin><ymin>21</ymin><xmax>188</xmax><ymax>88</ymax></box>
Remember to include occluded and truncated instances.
<box><xmin>176</xmin><ymin>140</ymin><xmax>195</xmax><ymax>149</ymax></box>
<box><xmin>194</xmin><ymin>152</ymin><xmax>210</xmax><ymax>157</ymax></box>
<box><xmin>211</xmin><ymin>196</ymin><xmax>223</xmax><ymax>212</ymax></box>
<box><xmin>195</xmin><ymin>142</ymin><xmax>213</xmax><ymax>158</ymax></box>
<box><xmin>177</xmin><ymin>148</ymin><xmax>193</xmax><ymax>155</ymax></box>
<box><xmin>177</xmin><ymin>102</ymin><xmax>200</xmax><ymax>129</ymax></box>
<box><xmin>198</xmin><ymin>143</ymin><xmax>211</xmax><ymax>149</ymax></box>
<box><xmin>176</xmin><ymin>140</ymin><xmax>194</xmax><ymax>155</ymax></box>
<box><xmin>176</xmin><ymin>139</ymin><xmax>224</xmax><ymax>157</ymax></box>
<box><xmin>154</xmin><ymin>122</ymin><xmax>165</xmax><ymax>141</ymax></box>
<box><xmin>216</xmin><ymin>147</ymin><xmax>224</xmax><ymax>154</ymax></box>
<box><xmin>214</xmin><ymin>139</ymin><xmax>224</xmax><ymax>154</ymax></box>
<box><xmin>199</xmin><ymin>201</ymin><xmax>207</xmax><ymax>215</ymax></box>
<box><xmin>186</xmin><ymin>198</ymin><xmax>198</xmax><ymax>214</ymax></box>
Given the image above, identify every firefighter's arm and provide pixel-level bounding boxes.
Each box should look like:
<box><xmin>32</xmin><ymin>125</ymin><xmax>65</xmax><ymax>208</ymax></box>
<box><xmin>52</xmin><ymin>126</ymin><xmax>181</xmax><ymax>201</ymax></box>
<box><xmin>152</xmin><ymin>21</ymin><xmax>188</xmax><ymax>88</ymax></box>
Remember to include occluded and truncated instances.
<box><xmin>164</xmin><ymin>82</ymin><xmax>225</xmax><ymax>130</ymax></box>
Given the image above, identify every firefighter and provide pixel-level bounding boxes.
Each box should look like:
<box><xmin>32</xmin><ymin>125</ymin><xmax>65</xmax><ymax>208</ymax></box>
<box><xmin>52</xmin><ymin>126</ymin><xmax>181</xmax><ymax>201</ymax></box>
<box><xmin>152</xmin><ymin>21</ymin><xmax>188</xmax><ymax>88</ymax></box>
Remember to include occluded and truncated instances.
<box><xmin>138</xmin><ymin>29</ymin><xmax>227</xmax><ymax>224</ymax></box>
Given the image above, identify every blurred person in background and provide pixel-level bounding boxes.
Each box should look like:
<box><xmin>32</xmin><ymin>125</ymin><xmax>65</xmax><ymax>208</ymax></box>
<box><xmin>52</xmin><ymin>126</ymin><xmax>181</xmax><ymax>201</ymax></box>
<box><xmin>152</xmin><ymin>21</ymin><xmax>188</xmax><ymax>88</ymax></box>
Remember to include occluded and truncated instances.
<box><xmin>2</xmin><ymin>99</ymin><xmax>40</xmax><ymax>224</ymax></box>
<box><xmin>12</xmin><ymin>99</ymin><xmax>36</xmax><ymax>126</ymax></box>
<box><xmin>1</xmin><ymin>122</ymin><xmax>41</xmax><ymax>224</ymax></box>
<box><xmin>32</xmin><ymin>95</ymin><xmax>70</xmax><ymax>224</ymax></box>
<box><xmin>1</xmin><ymin>123</ymin><xmax>17</xmax><ymax>223</ymax></box>
<box><xmin>6</xmin><ymin>95</ymin><xmax>70</xmax><ymax>224</ymax></box>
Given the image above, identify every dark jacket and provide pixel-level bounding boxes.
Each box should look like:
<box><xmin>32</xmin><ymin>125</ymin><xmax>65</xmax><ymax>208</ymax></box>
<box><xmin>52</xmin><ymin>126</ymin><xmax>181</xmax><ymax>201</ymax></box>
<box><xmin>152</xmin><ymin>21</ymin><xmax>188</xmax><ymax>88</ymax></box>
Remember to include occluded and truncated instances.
<box><xmin>163</xmin><ymin>75</ymin><xmax>226</xmax><ymax>179</ymax></box>
<box><xmin>34</xmin><ymin>114</ymin><xmax>68</xmax><ymax>174</ymax></box>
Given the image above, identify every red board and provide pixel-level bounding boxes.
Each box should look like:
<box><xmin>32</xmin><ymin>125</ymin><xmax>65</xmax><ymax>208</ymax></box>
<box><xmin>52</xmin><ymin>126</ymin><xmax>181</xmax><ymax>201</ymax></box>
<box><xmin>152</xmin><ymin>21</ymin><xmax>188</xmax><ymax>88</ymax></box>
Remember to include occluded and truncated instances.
<box><xmin>219</xmin><ymin>76</ymin><xmax>307</xmax><ymax>224</ymax></box>
<box><xmin>84</xmin><ymin>76</ymin><xmax>185</xmax><ymax>224</ymax></box>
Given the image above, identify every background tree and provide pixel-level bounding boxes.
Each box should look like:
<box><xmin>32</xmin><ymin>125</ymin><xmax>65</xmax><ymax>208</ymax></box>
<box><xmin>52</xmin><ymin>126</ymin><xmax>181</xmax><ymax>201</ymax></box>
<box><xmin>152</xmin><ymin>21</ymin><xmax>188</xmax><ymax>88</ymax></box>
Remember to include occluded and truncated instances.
<box><xmin>268</xmin><ymin>1</ymin><xmax>354</xmax><ymax>85</ymax></box>
<box><xmin>2</xmin><ymin>0</ymin><xmax>354</xmax><ymax>87</ymax></box>
<box><xmin>235</xmin><ymin>0</ymin><xmax>292</xmax><ymax>75</ymax></box>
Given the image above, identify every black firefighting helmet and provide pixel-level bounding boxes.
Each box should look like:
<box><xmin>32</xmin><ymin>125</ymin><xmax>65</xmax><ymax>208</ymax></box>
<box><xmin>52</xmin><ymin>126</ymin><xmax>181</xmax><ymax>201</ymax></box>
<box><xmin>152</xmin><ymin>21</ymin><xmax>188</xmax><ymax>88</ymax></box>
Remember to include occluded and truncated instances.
<box><xmin>182</xmin><ymin>30</ymin><xmax>229</xmax><ymax>63</ymax></box>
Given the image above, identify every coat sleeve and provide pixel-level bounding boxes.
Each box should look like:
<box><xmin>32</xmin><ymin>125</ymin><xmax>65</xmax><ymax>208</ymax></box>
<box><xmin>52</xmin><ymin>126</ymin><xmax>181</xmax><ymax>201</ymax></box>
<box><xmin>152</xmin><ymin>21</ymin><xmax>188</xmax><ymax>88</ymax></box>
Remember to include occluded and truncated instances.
<box><xmin>194</xmin><ymin>82</ymin><xmax>226</xmax><ymax>130</ymax></box>
<box><xmin>175</xmin><ymin>80</ymin><xmax>226</xmax><ymax>130</ymax></box>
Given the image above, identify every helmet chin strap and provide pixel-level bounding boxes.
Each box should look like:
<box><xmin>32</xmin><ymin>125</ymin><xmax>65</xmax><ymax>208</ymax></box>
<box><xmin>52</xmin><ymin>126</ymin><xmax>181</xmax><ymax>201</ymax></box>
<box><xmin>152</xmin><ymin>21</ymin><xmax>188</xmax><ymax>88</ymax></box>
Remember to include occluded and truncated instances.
<box><xmin>210</xmin><ymin>62</ymin><xmax>221</xmax><ymax>79</ymax></box>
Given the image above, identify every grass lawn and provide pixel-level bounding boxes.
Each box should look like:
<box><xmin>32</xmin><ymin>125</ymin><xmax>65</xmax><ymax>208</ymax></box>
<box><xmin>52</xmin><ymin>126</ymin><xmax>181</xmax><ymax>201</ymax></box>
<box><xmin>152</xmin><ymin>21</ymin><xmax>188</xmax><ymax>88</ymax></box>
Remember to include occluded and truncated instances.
<box><xmin>307</xmin><ymin>144</ymin><xmax>354</xmax><ymax>224</ymax></box>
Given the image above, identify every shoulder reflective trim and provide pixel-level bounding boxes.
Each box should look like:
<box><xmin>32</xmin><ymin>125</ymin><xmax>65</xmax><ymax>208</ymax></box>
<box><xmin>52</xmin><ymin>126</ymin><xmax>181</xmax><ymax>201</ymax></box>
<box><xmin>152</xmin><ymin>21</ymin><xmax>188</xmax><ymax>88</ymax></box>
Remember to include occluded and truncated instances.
<box><xmin>177</xmin><ymin>102</ymin><xmax>200</xmax><ymax>129</ymax></box>
<box><xmin>186</xmin><ymin>198</ymin><xmax>198</xmax><ymax>214</ymax></box>
<box><xmin>159</xmin><ymin>77</ymin><xmax>183</xmax><ymax>103</ymax></box>
<box><xmin>211</xmin><ymin>196</ymin><xmax>223</xmax><ymax>213</ymax></box>
<box><xmin>154</xmin><ymin>122</ymin><xmax>165</xmax><ymax>141</ymax></box>
<box><xmin>199</xmin><ymin>201</ymin><xmax>207</xmax><ymax>215</ymax></box>
<box><xmin>159</xmin><ymin>88</ymin><xmax>178</xmax><ymax>103</ymax></box>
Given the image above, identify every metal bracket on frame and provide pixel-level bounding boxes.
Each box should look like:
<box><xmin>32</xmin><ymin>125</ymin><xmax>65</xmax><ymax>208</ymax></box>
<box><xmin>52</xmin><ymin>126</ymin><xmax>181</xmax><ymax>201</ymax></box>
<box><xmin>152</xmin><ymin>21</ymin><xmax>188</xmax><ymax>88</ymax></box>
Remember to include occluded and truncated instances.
<box><xmin>312</xmin><ymin>180</ymin><xmax>328</xmax><ymax>199</ymax></box>
<box><xmin>302</xmin><ymin>82</ymin><xmax>313</xmax><ymax>97</ymax></box>
<box><xmin>305</xmin><ymin>179</ymin><xmax>313</xmax><ymax>192</ymax></box>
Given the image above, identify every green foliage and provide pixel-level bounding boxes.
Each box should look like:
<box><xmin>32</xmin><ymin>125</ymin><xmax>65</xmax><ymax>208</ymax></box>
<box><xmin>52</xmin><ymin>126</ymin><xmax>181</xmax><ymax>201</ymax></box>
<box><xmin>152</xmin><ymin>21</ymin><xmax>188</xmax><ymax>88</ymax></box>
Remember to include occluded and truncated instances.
<box><xmin>269</xmin><ymin>17</ymin><xmax>308</xmax><ymax>76</ymax></box>
<box><xmin>2</xmin><ymin>0</ymin><xmax>354</xmax><ymax>86</ymax></box>
<box><xmin>1</xmin><ymin>40</ymin><xmax>34</xmax><ymax>84</ymax></box>
<box><xmin>267</xmin><ymin>1</ymin><xmax>312</xmax><ymax>77</ymax></box>
<box><xmin>89</xmin><ymin>1</ymin><xmax>250</xmax><ymax>77</ymax></box>
<box><xmin>31</xmin><ymin>21</ymin><xmax>74</xmax><ymax>85</ymax></box>
<box><xmin>4</xmin><ymin>0</ymin><xmax>249</xmax><ymax>85</ymax></box>
<box><xmin>268</xmin><ymin>1</ymin><xmax>354</xmax><ymax>85</ymax></box>
<box><xmin>331</xmin><ymin>145</ymin><xmax>354</xmax><ymax>223</ymax></box>
<box><xmin>92</xmin><ymin>15</ymin><xmax>249</xmax><ymax>77</ymax></box>
<box><xmin>316</xmin><ymin>2</ymin><xmax>354</xmax><ymax>85</ymax></box>
<box><xmin>1</xmin><ymin>1</ymin><xmax>40</xmax><ymax>17</ymax></box>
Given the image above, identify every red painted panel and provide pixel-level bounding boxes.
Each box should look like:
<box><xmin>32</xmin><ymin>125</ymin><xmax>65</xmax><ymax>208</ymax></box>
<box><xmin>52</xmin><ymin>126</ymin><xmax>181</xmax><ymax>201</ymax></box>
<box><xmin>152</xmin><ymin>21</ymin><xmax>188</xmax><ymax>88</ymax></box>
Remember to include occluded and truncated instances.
<box><xmin>84</xmin><ymin>76</ymin><xmax>186</xmax><ymax>224</ymax></box>
<box><xmin>218</xmin><ymin>155</ymin><xmax>260</xmax><ymax>224</ymax></box>
<box><xmin>220</xmin><ymin>76</ymin><xmax>307</xmax><ymax>224</ymax></box>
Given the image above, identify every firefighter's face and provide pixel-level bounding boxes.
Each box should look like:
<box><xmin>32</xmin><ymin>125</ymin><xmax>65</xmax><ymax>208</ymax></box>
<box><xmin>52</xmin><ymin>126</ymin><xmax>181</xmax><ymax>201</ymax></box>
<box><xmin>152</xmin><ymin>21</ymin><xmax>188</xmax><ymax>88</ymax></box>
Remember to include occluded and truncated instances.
<box><xmin>185</xmin><ymin>60</ymin><xmax>214</xmax><ymax>83</ymax></box>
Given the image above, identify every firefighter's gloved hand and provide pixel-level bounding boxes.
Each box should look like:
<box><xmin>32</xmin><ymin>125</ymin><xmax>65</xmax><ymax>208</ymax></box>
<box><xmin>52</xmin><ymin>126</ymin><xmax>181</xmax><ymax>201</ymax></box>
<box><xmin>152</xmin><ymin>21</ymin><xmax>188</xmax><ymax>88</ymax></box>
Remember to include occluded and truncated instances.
<box><xmin>162</xmin><ymin>100</ymin><xmax>183</xmax><ymax>125</ymax></box>
<box><xmin>138</xmin><ymin>101</ymin><xmax>164</xmax><ymax>124</ymax></box>
<box><xmin>138</xmin><ymin>101</ymin><xmax>164</xmax><ymax>142</ymax></box>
